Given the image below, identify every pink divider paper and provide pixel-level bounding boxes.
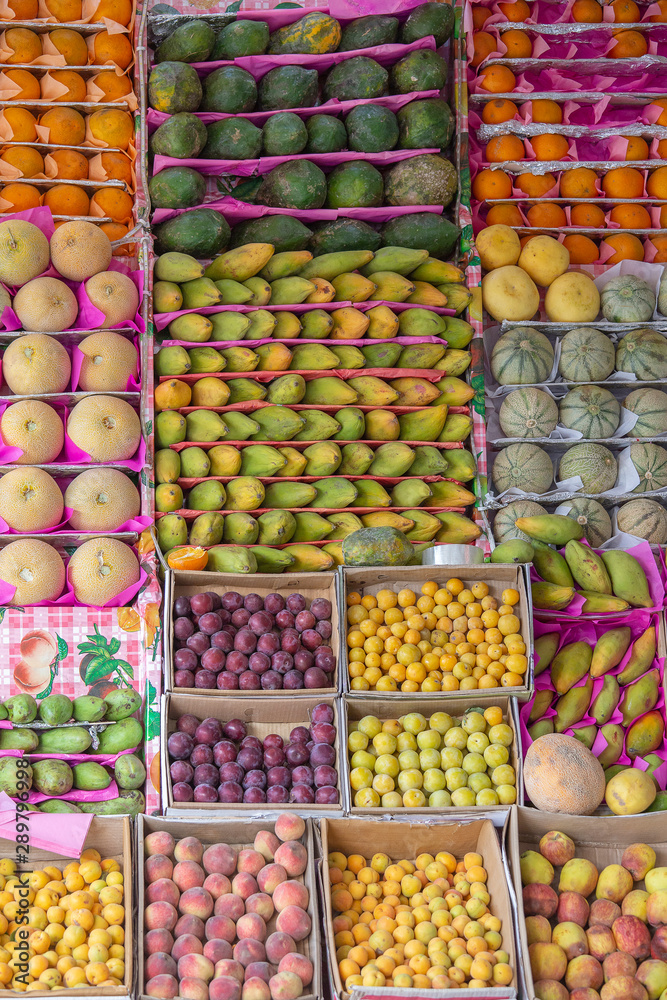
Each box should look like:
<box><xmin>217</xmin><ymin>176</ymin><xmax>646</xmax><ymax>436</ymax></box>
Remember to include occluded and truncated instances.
<box><xmin>0</xmin><ymin>557</ymin><xmax>147</xmax><ymax>608</ymax></box>
<box><xmin>0</xmin><ymin>790</ymin><xmax>92</xmax><ymax>857</ymax></box>
<box><xmin>161</xmin><ymin>334</ymin><xmax>445</xmax><ymax>350</ymax></box>
<box><xmin>152</xmin><ymin>147</ymin><xmax>440</xmax><ymax>177</ymax></box>
<box><xmin>0</xmin><ymin>507</ymin><xmax>74</xmax><ymax>535</ymax></box>
<box><xmin>152</xmin><ymin>196</ymin><xmax>446</xmax><ymax>226</ymax></box>
<box><xmin>0</xmin><ymin>746</ymin><xmax>140</xmax><ymax>765</ymax></box>
<box><xmin>27</xmin><ymin>779</ymin><xmax>120</xmax><ymax>805</ymax></box>
<box><xmin>70</xmin><ymin>334</ymin><xmax>141</xmax><ymax>392</ymax></box>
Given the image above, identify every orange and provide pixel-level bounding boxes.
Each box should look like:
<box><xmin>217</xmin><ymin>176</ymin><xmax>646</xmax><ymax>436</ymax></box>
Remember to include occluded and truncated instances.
<box><xmin>608</xmin><ymin>29</ymin><xmax>647</xmax><ymax>58</ymax></box>
<box><xmin>657</xmin><ymin>138</ymin><xmax>667</xmax><ymax>158</ymax></box>
<box><xmin>3</xmin><ymin>108</ymin><xmax>37</xmax><ymax>143</ymax></box>
<box><xmin>472</xmin><ymin>168</ymin><xmax>513</xmax><ymax>200</ymax></box>
<box><xmin>478</xmin><ymin>65</ymin><xmax>516</xmax><ymax>93</ymax></box>
<box><xmin>609</xmin><ymin>203</ymin><xmax>651</xmax><ymax>228</ymax></box>
<box><xmin>498</xmin><ymin>0</ymin><xmax>530</xmax><ymax>19</ymax></box>
<box><xmin>519</xmin><ymin>234</ymin><xmax>535</xmax><ymax>247</ymax></box>
<box><xmin>531</xmin><ymin>133</ymin><xmax>569</xmax><ymax>160</ymax></box>
<box><xmin>530</xmin><ymin>99</ymin><xmax>563</xmax><ymax>124</ymax></box>
<box><xmin>650</xmin><ymin>235</ymin><xmax>667</xmax><ymax>261</ymax></box>
<box><xmin>167</xmin><ymin>546</ymin><xmax>208</xmax><ymax>571</ymax></box>
<box><xmin>43</xmin><ymin>183</ymin><xmax>90</xmax><ymax>217</ymax></box>
<box><xmin>526</xmin><ymin>203</ymin><xmax>567</xmax><ymax>227</ymax></box>
<box><xmin>611</xmin><ymin>0</ymin><xmax>640</xmax><ymax>20</ymax></box>
<box><xmin>48</xmin><ymin>29</ymin><xmax>88</xmax><ymax>66</ymax></box>
<box><xmin>90</xmin><ymin>187</ymin><xmax>133</xmax><ymax>222</ymax></box>
<box><xmin>649</xmin><ymin>99</ymin><xmax>667</xmax><ymax>125</ymax></box>
<box><xmin>0</xmin><ymin>146</ymin><xmax>44</xmax><ymax>178</ymax></box>
<box><xmin>99</xmin><ymin>151</ymin><xmax>132</xmax><ymax>185</ymax></box>
<box><xmin>647</xmin><ymin>166</ymin><xmax>667</xmax><ymax>197</ymax></box>
<box><xmin>45</xmin><ymin>70</ymin><xmax>87</xmax><ymax>103</ymax></box>
<box><xmin>602</xmin><ymin>166</ymin><xmax>643</xmax><ymax>198</ymax></box>
<box><xmin>502</xmin><ymin>28</ymin><xmax>532</xmax><ymax>57</ymax></box>
<box><xmin>570</xmin><ymin>203</ymin><xmax>605</xmax><ymax>227</ymax></box>
<box><xmin>649</xmin><ymin>0</ymin><xmax>667</xmax><ymax>19</ymax></box>
<box><xmin>602</xmin><ymin>233</ymin><xmax>644</xmax><ymax>262</ymax></box>
<box><xmin>49</xmin><ymin>149</ymin><xmax>89</xmax><ymax>180</ymax></box>
<box><xmin>473</xmin><ymin>6</ymin><xmax>493</xmax><ymax>28</ymax></box>
<box><xmin>0</xmin><ymin>183</ymin><xmax>40</xmax><ymax>211</ymax></box>
<box><xmin>486</xmin><ymin>204</ymin><xmax>523</xmax><ymax>226</ymax></box>
<box><xmin>39</xmin><ymin>107</ymin><xmax>86</xmax><ymax>146</ymax></box>
<box><xmin>91</xmin><ymin>0</ymin><xmax>132</xmax><ymax>24</ymax></box>
<box><xmin>5</xmin><ymin>69</ymin><xmax>40</xmax><ymax>102</ymax></box>
<box><xmin>624</xmin><ymin>136</ymin><xmax>649</xmax><ymax>159</ymax></box>
<box><xmin>482</xmin><ymin>98</ymin><xmax>518</xmax><ymax>124</ymax></box>
<box><xmin>485</xmin><ymin>134</ymin><xmax>525</xmax><ymax>161</ymax></box>
<box><xmin>515</xmin><ymin>171</ymin><xmax>557</xmax><ymax>196</ymax></box>
<box><xmin>560</xmin><ymin>166</ymin><xmax>599</xmax><ymax>198</ymax></box>
<box><xmin>472</xmin><ymin>31</ymin><xmax>496</xmax><ymax>67</ymax></box>
<box><xmin>5</xmin><ymin>28</ymin><xmax>42</xmax><ymax>64</ymax></box>
<box><xmin>88</xmin><ymin>109</ymin><xmax>133</xmax><ymax>150</ymax></box>
<box><xmin>659</xmin><ymin>205</ymin><xmax>667</xmax><ymax>226</ymax></box>
<box><xmin>7</xmin><ymin>0</ymin><xmax>38</xmax><ymax>15</ymax></box>
<box><xmin>92</xmin><ymin>31</ymin><xmax>133</xmax><ymax>70</ymax></box>
<box><xmin>44</xmin><ymin>0</ymin><xmax>81</xmax><ymax>16</ymax></box>
<box><xmin>563</xmin><ymin>234</ymin><xmax>599</xmax><ymax>263</ymax></box>
<box><xmin>90</xmin><ymin>70</ymin><xmax>133</xmax><ymax>102</ymax></box>
<box><xmin>572</xmin><ymin>0</ymin><xmax>602</xmax><ymax>20</ymax></box>
<box><xmin>99</xmin><ymin>221</ymin><xmax>131</xmax><ymax>254</ymax></box>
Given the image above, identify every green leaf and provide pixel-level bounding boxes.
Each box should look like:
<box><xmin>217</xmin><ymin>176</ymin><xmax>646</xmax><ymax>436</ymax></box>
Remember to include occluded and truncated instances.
<box><xmin>36</xmin><ymin>663</ymin><xmax>59</xmax><ymax>700</ymax></box>
<box><xmin>64</xmin><ymin>546</ymin><xmax>77</xmax><ymax>558</ymax></box>
<box><xmin>145</xmin><ymin>680</ymin><xmax>160</xmax><ymax>740</ymax></box>
<box><xmin>83</xmin><ymin>655</ymin><xmax>113</xmax><ymax>685</ymax></box>
<box><xmin>56</xmin><ymin>635</ymin><xmax>68</xmax><ymax>661</ymax></box>
<box><xmin>146</xmin><ymin>419</ymin><xmax>153</xmax><ymax>436</ymax></box>
<box><xmin>0</xmin><ymin>606</ymin><xmax>24</xmax><ymax>624</ymax></box>
<box><xmin>226</xmin><ymin>0</ymin><xmax>243</xmax><ymax>10</ymax></box>
<box><xmin>112</xmin><ymin>658</ymin><xmax>134</xmax><ymax>681</ymax></box>
<box><xmin>108</xmin><ymin>638</ymin><xmax>121</xmax><ymax>656</ymax></box>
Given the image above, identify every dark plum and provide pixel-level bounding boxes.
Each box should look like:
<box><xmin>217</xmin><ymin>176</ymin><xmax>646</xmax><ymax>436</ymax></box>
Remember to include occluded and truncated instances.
<box><xmin>316</xmin><ymin>621</ymin><xmax>333</xmax><ymax>640</ymax></box>
<box><xmin>168</xmin><ymin>732</ymin><xmax>194</xmax><ymax>760</ymax></box>
<box><xmin>314</xmin><ymin>649</ymin><xmax>335</xmax><ymax>672</ymax></box>
<box><xmin>223</xmin><ymin>719</ymin><xmax>247</xmax><ymax>741</ymax></box>
<box><xmin>267</xmin><ymin>785</ymin><xmax>289</xmax><ymax>803</ymax></box>
<box><xmin>271</xmin><ymin>652</ymin><xmax>293</xmax><ymax>675</ymax></box>
<box><xmin>314</xmin><ymin>765</ymin><xmax>337</xmax><ymax>787</ymax></box>
<box><xmin>174</xmin><ymin>647</ymin><xmax>198</xmax><ymax>671</ymax></box>
<box><xmin>289</xmin><ymin>726</ymin><xmax>310</xmax><ymax>744</ymax></box>
<box><xmin>237</xmin><ymin>747</ymin><xmax>262</xmax><ymax>771</ymax></box>
<box><xmin>194</xmin><ymin>763</ymin><xmax>219</xmax><ymax>787</ymax></box>
<box><xmin>241</xmin><ymin>736</ymin><xmax>262</xmax><ymax>751</ymax></box>
<box><xmin>266</xmin><ymin>766</ymin><xmax>291</xmax><ymax>787</ymax></box>
<box><xmin>249</xmin><ymin>652</ymin><xmax>270</xmax><ymax>674</ymax></box>
<box><xmin>301</xmin><ymin>630</ymin><xmax>322</xmax><ymax>651</ymax></box>
<box><xmin>219</xmin><ymin>762</ymin><xmax>244</xmax><ymax>784</ymax></box>
<box><xmin>213</xmin><ymin>741</ymin><xmax>237</xmax><ymax>766</ymax></box>
<box><xmin>204</xmin><ymin>591</ymin><xmax>222</xmax><ymax>610</ymax></box>
<box><xmin>311</xmin><ymin>722</ymin><xmax>336</xmax><ymax>745</ymax></box>
<box><xmin>201</xmin><ymin>648</ymin><xmax>226</xmax><ymax>672</ymax></box>
<box><xmin>291</xmin><ymin>765</ymin><xmax>313</xmax><ymax>786</ymax></box>
<box><xmin>275</xmin><ymin>611</ymin><xmax>295</xmax><ymax>630</ymax></box>
<box><xmin>194</xmin><ymin>670</ymin><xmax>216</xmax><ymax>689</ymax></box>
<box><xmin>264</xmin><ymin>594</ymin><xmax>285</xmax><ymax>614</ymax></box>
<box><xmin>283</xmin><ymin>671</ymin><xmax>304</xmax><ymax>690</ymax></box>
<box><xmin>285</xmin><ymin>744</ymin><xmax>309</xmax><ymax>767</ymax></box>
<box><xmin>218</xmin><ymin>609</ymin><xmax>232</xmax><ymax>626</ymax></box>
<box><xmin>261</xmin><ymin>671</ymin><xmax>282</xmax><ymax>690</ymax></box>
<box><xmin>211</xmin><ymin>631</ymin><xmax>233</xmax><ymax>652</ymax></box>
<box><xmin>175</xmin><ymin>670</ymin><xmax>195</xmax><ymax>687</ymax></box>
<box><xmin>199</xmin><ymin>612</ymin><xmax>222</xmax><ymax>635</ymax></box>
<box><xmin>170</xmin><ymin>760</ymin><xmax>194</xmax><ymax>784</ymax></box>
<box><xmin>293</xmin><ymin>650</ymin><xmax>313</xmax><ymax>673</ymax></box>
<box><xmin>248</xmin><ymin>611</ymin><xmax>273</xmax><ymax>635</ymax></box>
<box><xmin>315</xmin><ymin>786</ymin><xmax>339</xmax><ymax>804</ymax></box>
<box><xmin>263</xmin><ymin>747</ymin><xmax>285</xmax><ymax>768</ymax></box>
<box><xmin>234</xmin><ymin>629</ymin><xmax>257</xmax><ymax>654</ymax></box>
<box><xmin>290</xmin><ymin>784</ymin><xmax>315</xmax><ymax>803</ymax></box>
<box><xmin>239</xmin><ymin>671</ymin><xmax>261</xmax><ymax>690</ymax></box>
<box><xmin>304</xmin><ymin>667</ymin><xmax>328</xmax><ymax>689</ymax></box>
<box><xmin>310</xmin><ymin>598</ymin><xmax>331</xmax><ymax>620</ymax></box>
<box><xmin>312</xmin><ymin>704</ymin><xmax>334</xmax><ymax>725</ymax></box>
<box><xmin>294</xmin><ymin>610</ymin><xmax>315</xmax><ymax>632</ymax></box>
<box><xmin>173</xmin><ymin>782</ymin><xmax>194</xmax><ymax>801</ymax></box>
<box><xmin>190</xmin><ymin>745</ymin><xmax>213</xmax><ymax>767</ymax></box>
<box><xmin>174</xmin><ymin>617</ymin><xmax>195</xmax><ymax>640</ymax></box>
<box><xmin>221</xmin><ymin>592</ymin><xmax>243</xmax><ymax>611</ymax></box>
<box><xmin>243</xmin><ymin>787</ymin><xmax>266</xmax><ymax>804</ymax></box>
<box><xmin>257</xmin><ymin>633</ymin><xmax>280</xmax><ymax>655</ymax></box>
<box><xmin>280</xmin><ymin>630</ymin><xmax>299</xmax><ymax>654</ymax></box>
<box><xmin>186</xmin><ymin>632</ymin><xmax>209</xmax><ymax>655</ymax></box>
<box><xmin>218</xmin><ymin>781</ymin><xmax>243</xmax><ymax>802</ymax></box>
<box><xmin>242</xmin><ymin>769</ymin><xmax>267</xmax><ymax>789</ymax></box>
<box><xmin>195</xmin><ymin>719</ymin><xmax>224</xmax><ymax>746</ymax></box>
<box><xmin>217</xmin><ymin>673</ymin><xmax>238</xmax><ymax>690</ymax></box>
<box><xmin>264</xmin><ymin>734</ymin><xmax>283</xmax><ymax>749</ymax></box>
<box><xmin>231</xmin><ymin>608</ymin><xmax>251</xmax><ymax>628</ymax></box>
<box><xmin>174</xmin><ymin>596</ymin><xmax>191</xmax><ymax>618</ymax></box>
<box><xmin>226</xmin><ymin>651</ymin><xmax>249</xmax><ymax>674</ymax></box>
<box><xmin>286</xmin><ymin>594</ymin><xmax>306</xmax><ymax>614</ymax></box>
<box><xmin>310</xmin><ymin>743</ymin><xmax>336</xmax><ymax>768</ymax></box>
<box><xmin>243</xmin><ymin>594</ymin><xmax>264</xmax><ymax>613</ymax></box>
<box><xmin>177</xmin><ymin>715</ymin><xmax>199</xmax><ymax>736</ymax></box>
<box><xmin>190</xmin><ymin>593</ymin><xmax>214</xmax><ymax>615</ymax></box>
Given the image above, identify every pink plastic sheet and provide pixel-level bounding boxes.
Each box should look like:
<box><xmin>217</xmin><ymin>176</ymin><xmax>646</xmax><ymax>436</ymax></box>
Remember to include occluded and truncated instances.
<box><xmin>0</xmin><ymin>555</ymin><xmax>147</xmax><ymax>608</ymax></box>
<box><xmin>0</xmin><ymin>791</ymin><xmax>92</xmax><ymax>856</ymax></box>
<box><xmin>70</xmin><ymin>334</ymin><xmax>141</xmax><ymax>392</ymax></box>
<box><xmin>152</xmin><ymin>195</ymin><xmax>446</xmax><ymax>226</ymax></box>
<box><xmin>153</xmin><ymin>147</ymin><xmax>439</xmax><ymax>177</ymax></box>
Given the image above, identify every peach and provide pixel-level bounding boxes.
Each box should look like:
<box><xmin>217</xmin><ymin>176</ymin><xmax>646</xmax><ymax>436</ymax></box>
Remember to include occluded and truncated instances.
<box><xmin>539</xmin><ymin>831</ymin><xmax>576</xmax><ymax>867</ymax></box>
<box><xmin>272</xmin><ymin>882</ymin><xmax>308</xmax><ymax>914</ymax></box>
<box><xmin>275</xmin><ymin>907</ymin><xmax>311</xmax><ymax>944</ymax></box>
<box><xmin>174</xmin><ymin>861</ymin><xmax>206</xmax><ymax>891</ymax></box>
<box><xmin>238</xmin><ymin>851</ymin><xmax>266</xmax><ymax>877</ymax></box>
<box><xmin>145</xmin><ymin>901</ymin><xmax>178</xmax><ymax>932</ymax></box>
<box><xmin>175</xmin><ymin>914</ymin><xmax>206</xmax><ymax>940</ymax></box>
<box><xmin>146</xmin><ymin>832</ymin><xmax>176</xmax><ymax>858</ymax></box>
<box><xmin>565</xmin><ymin>956</ymin><xmax>604</xmax><ymax>992</ymax></box>
<box><xmin>175</xmin><ymin>837</ymin><xmax>204</xmax><ymax>864</ymax></box>
<box><xmin>242</xmin><ymin>976</ymin><xmax>270</xmax><ymax>1000</ymax></box>
<box><xmin>526</xmin><ymin>915</ymin><xmax>552</xmax><ymax>945</ymax></box>
<box><xmin>273</xmin><ymin>843</ymin><xmax>307</xmax><ymax>879</ymax></box>
<box><xmin>268</xmin><ymin>970</ymin><xmax>302</xmax><ymax>1000</ymax></box>
<box><xmin>215</xmin><ymin>894</ymin><xmax>245</xmax><ymax>921</ymax></box>
<box><xmin>203</xmin><ymin>844</ymin><xmax>237</xmax><ymax>877</ymax></box>
<box><xmin>596</xmin><ymin>865</ymin><xmax>633</xmax><ymax>904</ymax></box>
<box><xmin>204</xmin><ymin>940</ymin><xmax>233</xmax><ymax>964</ymax></box>
<box><xmin>274</xmin><ymin>816</ymin><xmax>305</xmax><ymax>843</ymax></box>
<box><xmin>147</xmin><ymin>879</ymin><xmax>181</xmax><ymax>908</ymax></box>
<box><xmin>622</xmin><ymin>844</ymin><xmax>656</xmax><ymax>882</ymax></box>
<box><xmin>146</xmin><ymin>855</ymin><xmax>174</xmax><ymax>884</ymax></box>
<box><xmin>146</xmin><ymin>930</ymin><xmax>174</xmax><ymax>956</ymax></box>
<box><xmin>254</xmin><ymin>832</ymin><xmax>280</xmax><ymax>863</ymax></box>
<box><xmin>647</xmin><ymin>891</ymin><xmax>667</xmax><ymax>927</ymax></box>
<box><xmin>237</xmin><ymin>913</ymin><xmax>267</xmax><ymax>942</ymax></box>
<box><xmin>265</xmin><ymin>934</ymin><xmax>296</xmax><ymax>966</ymax></box>
<box><xmin>215</xmin><ymin>960</ymin><xmax>245</xmax><ymax>984</ymax></box>
<box><xmin>210</xmin><ymin>976</ymin><xmax>241</xmax><ymax>1000</ymax></box>
<box><xmin>534</xmin><ymin>982</ymin><xmax>569</xmax><ymax>1000</ymax></box>
<box><xmin>146</xmin><ymin>974</ymin><xmax>179</xmax><ymax>998</ymax></box>
<box><xmin>559</xmin><ymin>859</ymin><xmax>599</xmax><ymax>898</ymax></box>
<box><xmin>530</xmin><ymin>943</ymin><xmax>568</xmax><ymax>983</ymax></box>
<box><xmin>603</xmin><ymin>953</ymin><xmax>636</xmax><ymax>981</ymax></box>
<box><xmin>600</xmin><ymin>976</ymin><xmax>648</xmax><ymax>1000</ymax></box>
<box><xmin>557</xmin><ymin>891</ymin><xmax>589</xmax><ymax>928</ymax></box>
<box><xmin>636</xmin><ymin>959</ymin><xmax>667</xmax><ymax>1000</ymax></box>
<box><xmin>180</xmin><ymin>977</ymin><xmax>210</xmax><ymax>1000</ymax></box>
<box><xmin>612</xmin><ymin>916</ymin><xmax>651</xmax><ymax>960</ymax></box>
<box><xmin>234</xmin><ymin>940</ymin><xmax>266</xmax><ymax>968</ymax></box>
<box><xmin>172</xmin><ymin>934</ymin><xmax>203</xmax><ymax>960</ymax></box>
<box><xmin>622</xmin><ymin>890</ymin><xmax>649</xmax><ymax>922</ymax></box>
<box><xmin>589</xmin><ymin>900</ymin><xmax>622</xmax><ymax>928</ymax></box>
<box><xmin>258</xmin><ymin>865</ymin><xmax>288</xmax><ymax>895</ymax></box>
<box><xmin>586</xmin><ymin>925</ymin><xmax>616</xmax><ymax>962</ymax></box>
<box><xmin>233</xmin><ymin>872</ymin><xmax>259</xmax><ymax>900</ymax></box>
<box><xmin>278</xmin><ymin>954</ymin><xmax>312</xmax><ymax>988</ymax></box>
<box><xmin>523</xmin><ymin>884</ymin><xmax>559</xmax><ymax>918</ymax></box>
<box><xmin>651</xmin><ymin>926</ymin><xmax>667</xmax><ymax>961</ymax></box>
<box><xmin>204</xmin><ymin>874</ymin><xmax>232</xmax><ymax>899</ymax></box>
<box><xmin>245</xmin><ymin>963</ymin><xmax>275</xmax><ymax>984</ymax></box>
<box><xmin>178</xmin><ymin>954</ymin><xmax>215</xmax><ymax>984</ymax></box>
<box><xmin>570</xmin><ymin>990</ymin><xmax>600</xmax><ymax>1000</ymax></box>
<box><xmin>246</xmin><ymin>893</ymin><xmax>274</xmax><ymax>923</ymax></box>
<box><xmin>552</xmin><ymin>922</ymin><xmax>588</xmax><ymax>960</ymax></box>
<box><xmin>205</xmin><ymin>915</ymin><xmax>236</xmax><ymax>943</ymax></box>
<box><xmin>180</xmin><ymin>888</ymin><xmax>214</xmax><ymax>920</ymax></box>
<box><xmin>145</xmin><ymin>953</ymin><xmax>177</xmax><ymax>981</ymax></box>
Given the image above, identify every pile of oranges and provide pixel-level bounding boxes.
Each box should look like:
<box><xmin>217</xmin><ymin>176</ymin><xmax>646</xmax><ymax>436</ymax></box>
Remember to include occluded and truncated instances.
<box><xmin>1</xmin><ymin>0</ymin><xmax>132</xmax><ymax>24</ymax></box>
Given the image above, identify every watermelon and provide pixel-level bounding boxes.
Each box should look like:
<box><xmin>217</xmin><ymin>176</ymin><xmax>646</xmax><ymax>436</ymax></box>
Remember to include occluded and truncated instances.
<box><xmin>558</xmin><ymin>443</ymin><xmax>617</xmax><ymax>494</ymax></box>
<box><xmin>561</xmin><ymin>497</ymin><xmax>612</xmax><ymax>548</ymax></box>
<box><xmin>491</xmin><ymin>327</ymin><xmax>554</xmax><ymax>386</ymax></box>
<box><xmin>493</xmin><ymin>499</ymin><xmax>547</xmax><ymax>541</ymax></box>
<box><xmin>616</xmin><ymin>329</ymin><xmax>667</xmax><ymax>381</ymax></box>
<box><xmin>624</xmin><ymin>387</ymin><xmax>667</xmax><ymax>437</ymax></box>
<box><xmin>559</xmin><ymin>385</ymin><xmax>621</xmax><ymax>440</ymax></box>
<box><xmin>617</xmin><ymin>498</ymin><xmax>667</xmax><ymax>543</ymax></box>
<box><xmin>558</xmin><ymin>327</ymin><xmax>615</xmax><ymax>383</ymax></box>
<box><xmin>492</xmin><ymin>443</ymin><xmax>554</xmax><ymax>494</ymax></box>
<box><xmin>630</xmin><ymin>442</ymin><xmax>667</xmax><ymax>493</ymax></box>
<box><xmin>601</xmin><ymin>275</ymin><xmax>655</xmax><ymax>323</ymax></box>
<box><xmin>498</xmin><ymin>387</ymin><xmax>558</xmax><ymax>440</ymax></box>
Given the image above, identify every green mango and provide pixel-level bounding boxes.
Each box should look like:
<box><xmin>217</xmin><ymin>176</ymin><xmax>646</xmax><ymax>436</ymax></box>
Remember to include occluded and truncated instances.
<box><xmin>114</xmin><ymin>754</ymin><xmax>146</xmax><ymax>790</ymax></box>
<box><xmin>37</xmin><ymin>727</ymin><xmax>91</xmax><ymax>754</ymax></box>
<box><xmin>4</xmin><ymin>695</ymin><xmax>37</xmax><ymax>724</ymax></box>
<box><xmin>97</xmin><ymin>718</ymin><xmax>143</xmax><ymax>754</ymax></box>
<box><xmin>72</xmin><ymin>762</ymin><xmax>111</xmax><ymax>791</ymax></box>
<box><xmin>38</xmin><ymin>694</ymin><xmax>72</xmax><ymax>727</ymax></box>
<box><xmin>104</xmin><ymin>688</ymin><xmax>142</xmax><ymax>722</ymax></box>
<box><xmin>72</xmin><ymin>696</ymin><xmax>107</xmax><ymax>723</ymax></box>
<box><xmin>32</xmin><ymin>760</ymin><xmax>73</xmax><ymax>796</ymax></box>
<box><xmin>80</xmin><ymin>790</ymin><xmax>146</xmax><ymax>816</ymax></box>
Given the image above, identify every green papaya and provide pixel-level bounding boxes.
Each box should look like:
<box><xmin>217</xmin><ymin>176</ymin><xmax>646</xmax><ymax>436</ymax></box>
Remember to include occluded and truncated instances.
<box><xmin>203</xmin><ymin>118</ymin><xmax>262</xmax><ymax>160</ymax></box>
<box><xmin>229</xmin><ymin>215</ymin><xmax>313</xmax><ymax>253</ymax></box>
<box><xmin>148</xmin><ymin>61</ymin><xmax>202</xmax><ymax>114</ymax></box>
<box><xmin>154</xmin><ymin>208</ymin><xmax>231</xmax><ymax>258</ymax></box>
<box><xmin>308</xmin><ymin>219</ymin><xmax>381</xmax><ymax>255</ymax></box>
<box><xmin>212</xmin><ymin>20</ymin><xmax>269</xmax><ymax>59</ymax></box>
<box><xmin>258</xmin><ymin>65</ymin><xmax>319</xmax><ymax>111</ymax></box>
<box><xmin>339</xmin><ymin>14</ymin><xmax>398</xmax><ymax>50</ymax></box>
<box><xmin>323</xmin><ymin>56</ymin><xmax>388</xmax><ymax>102</ymax></box>
<box><xmin>155</xmin><ymin>19</ymin><xmax>215</xmax><ymax>63</ymax></box>
<box><xmin>201</xmin><ymin>65</ymin><xmax>257</xmax><ymax>114</ymax></box>
<box><xmin>96</xmin><ymin>717</ymin><xmax>143</xmax><ymax>754</ymax></box>
<box><xmin>262</xmin><ymin>112</ymin><xmax>308</xmax><ymax>156</ymax></box>
<box><xmin>150</xmin><ymin>113</ymin><xmax>207</xmax><ymax>159</ymax></box>
<box><xmin>381</xmin><ymin>213</ymin><xmax>460</xmax><ymax>260</ymax></box>
<box><xmin>306</xmin><ymin>115</ymin><xmax>347</xmax><ymax>153</ymax></box>
<box><xmin>390</xmin><ymin>49</ymin><xmax>448</xmax><ymax>94</ymax></box>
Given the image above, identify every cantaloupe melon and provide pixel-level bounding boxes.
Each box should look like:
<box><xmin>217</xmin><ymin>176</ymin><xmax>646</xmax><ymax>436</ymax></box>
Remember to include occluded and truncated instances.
<box><xmin>13</xmin><ymin>276</ymin><xmax>78</xmax><ymax>333</ymax></box>
<box><xmin>0</xmin><ymin>220</ymin><xmax>49</xmax><ymax>287</ymax></box>
<box><xmin>85</xmin><ymin>271</ymin><xmax>139</xmax><ymax>328</ymax></box>
<box><xmin>64</xmin><ymin>468</ymin><xmax>140</xmax><ymax>531</ymax></box>
<box><xmin>77</xmin><ymin>331</ymin><xmax>138</xmax><ymax>392</ymax></box>
<box><xmin>499</xmin><ymin>387</ymin><xmax>558</xmax><ymax>439</ymax></box>
<box><xmin>66</xmin><ymin>395</ymin><xmax>140</xmax><ymax>462</ymax></box>
<box><xmin>50</xmin><ymin>220</ymin><xmax>112</xmax><ymax>281</ymax></box>
<box><xmin>558</xmin><ymin>443</ymin><xmax>617</xmax><ymax>494</ymax></box>
<box><xmin>624</xmin><ymin>387</ymin><xmax>667</xmax><ymax>436</ymax></box>
<box><xmin>524</xmin><ymin>733</ymin><xmax>605</xmax><ymax>815</ymax></box>
<box><xmin>617</xmin><ymin>498</ymin><xmax>667</xmax><ymax>543</ymax></box>
<box><xmin>492</xmin><ymin>443</ymin><xmax>554</xmax><ymax>494</ymax></box>
<box><xmin>493</xmin><ymin>499</ymin><xmax>547</xmax><ymax>541</ymax></box>
<box><xmin>0</xmin><ymin>467</ymin><xmax>64</xmax><ymax>532</ymax></box>
<box><xmin>68</xmin><ymin>536</ymin><xmax>139</xmax><ymax>606</ymax></box>
<box><xmin>562</xmin><ymin>497</ymin><xmax>612</xmax><ymax>548</ymax></box>
<box><xmin>3</xmin><ymin>333</ymin><xmax>71</xmax><ymax>395</ymax></box>
<box><xmin>1</xmin><ymin>399</ymin><xmax>64</xmax><ymax>464</ymax></box>
<box><xmin>0</xmin><ymin>538</ymin><xmax>65</xmax><ymax>604</ymax></box>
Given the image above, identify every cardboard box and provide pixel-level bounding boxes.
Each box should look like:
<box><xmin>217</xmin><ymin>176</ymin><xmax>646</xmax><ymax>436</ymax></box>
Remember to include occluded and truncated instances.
<box><xmin>508</xmin><ymin>806</ymin><xmax>667</xmax><ymax>1000</ymax></box>
<box><xmin>162</xmin><ymin>692</ymin><xmax>344</xmax><ymax>814</ymax></box>
<box><xmin>164</xmin><ymin>569</ymin><xmax>340</xmax><ymax>697</ymax></box>
<box><xmin>343</xmin><ymin>695</ymin><xmax>523</xmax><ymax>815</ymax></box>
<box><xmin>320</xmin><ymin>817</ymin><xmax>518</xmax><ymax>1000</ymax></box>
<box><xmin>341</xmin><ymin>565</ymin><xmax>532</xmax><ymax>699</ymax></box>
<box><xmin>0</xmin><ymin>816</ymin><xmax>133</xmax><ymax>999</ymax></box>
<box><xmin>136</xmin><ymin>814</ymin><xmax>321</xmax><ymax>1000</ymax></box>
